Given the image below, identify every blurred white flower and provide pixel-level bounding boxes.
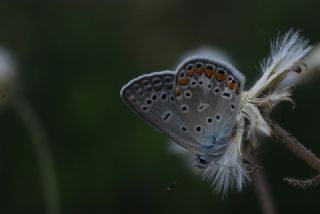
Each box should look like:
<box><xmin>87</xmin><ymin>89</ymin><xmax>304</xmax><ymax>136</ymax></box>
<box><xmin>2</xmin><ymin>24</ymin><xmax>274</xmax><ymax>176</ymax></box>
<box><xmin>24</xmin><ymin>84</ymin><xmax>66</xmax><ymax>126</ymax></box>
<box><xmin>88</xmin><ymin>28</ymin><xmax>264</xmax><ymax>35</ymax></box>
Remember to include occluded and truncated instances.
<box><xmin>300</xmin><ymin>43</ymin><xmax>320</xmax><ymax>83</ymax></box>
<box><xmin>0</xmin><ymin>48</ymin><xmax>16</xmax><ymax>99</ymax></box>
<box><xmin>305</xmin><ymin>44</ymin><xmax>320</xmax><ymax>71</ymax></box>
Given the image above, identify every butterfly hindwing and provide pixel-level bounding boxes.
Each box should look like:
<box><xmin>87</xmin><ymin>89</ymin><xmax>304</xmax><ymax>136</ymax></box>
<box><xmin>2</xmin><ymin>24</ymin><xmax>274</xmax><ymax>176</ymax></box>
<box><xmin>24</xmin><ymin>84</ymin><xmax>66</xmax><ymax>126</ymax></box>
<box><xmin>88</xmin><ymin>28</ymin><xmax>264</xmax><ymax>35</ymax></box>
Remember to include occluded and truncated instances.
<box><xmin>120</xmin><ymin>71</ymin><xmax>210</xmax><ymax>155</ymax></box>
<box><xmin>174</xmin><ymin>57</ymin><xmax>245</xmax><ymax>149</ymax></box>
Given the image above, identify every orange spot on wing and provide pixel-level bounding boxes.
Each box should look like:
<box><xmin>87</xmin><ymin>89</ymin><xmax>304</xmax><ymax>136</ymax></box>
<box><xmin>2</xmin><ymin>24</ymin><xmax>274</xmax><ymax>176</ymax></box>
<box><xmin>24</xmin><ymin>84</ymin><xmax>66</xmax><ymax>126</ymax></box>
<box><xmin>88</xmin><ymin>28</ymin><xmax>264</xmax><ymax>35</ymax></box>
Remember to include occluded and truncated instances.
<box><xmin>196</xmin><ymin>70</ymin><xmax>203</xmax><ymax>75</ymax></box>
<box><xmin>205</xmin><ymin>69</ymin><xmax>215</xmax><ymax>78</ymax></box>
<box><xmin>195</xmin><ymin>65</ymin><xmax>204</xmax><ymax>75</ymax></box>
<box><xmin>178</xmin><ymin>78</ymin><xmax>188</xmax><ymax>85</ymax></box>
<box><xmin>235</xmin><ymin>86</ymin><xmax>240</xmax><ymax>94</ymax></box>
<box><xmin>215</xmin><ymin>72</ymin><xmax>225</xmax><ymax>81</ymax></box>
<box><xmin>228</xmin><ymin>82</ymin><xmax>236</xmax><ymax>90</ymax></box>
<box><xmin>175</xmin><ymin>88</ymin><xmax>182</xmax><ymax>96</ymax></box>
<box><xmin>186</xmin><ymin>69</ymin><xmax>194</xmax><ymax>77</ymax></box>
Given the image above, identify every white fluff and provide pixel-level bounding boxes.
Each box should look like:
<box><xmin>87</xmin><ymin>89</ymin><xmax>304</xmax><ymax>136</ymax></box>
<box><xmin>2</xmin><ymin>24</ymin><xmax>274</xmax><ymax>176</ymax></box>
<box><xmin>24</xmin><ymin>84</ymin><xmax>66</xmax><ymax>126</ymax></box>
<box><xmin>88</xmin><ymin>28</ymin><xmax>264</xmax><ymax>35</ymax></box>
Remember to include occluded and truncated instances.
<box><xmin>261</xmin><ymin>29</ymin><xmax>310</xmax><ymax>74</ymax></box>
<box><xmin>202</xmin><ymin>141</ymin><xmax>248</xmax><ymax>196</ymax></box>
<box><xmin>250</xmin><ymin>30</ymin><xmax>311</xmax><ymax>97</ymax></box>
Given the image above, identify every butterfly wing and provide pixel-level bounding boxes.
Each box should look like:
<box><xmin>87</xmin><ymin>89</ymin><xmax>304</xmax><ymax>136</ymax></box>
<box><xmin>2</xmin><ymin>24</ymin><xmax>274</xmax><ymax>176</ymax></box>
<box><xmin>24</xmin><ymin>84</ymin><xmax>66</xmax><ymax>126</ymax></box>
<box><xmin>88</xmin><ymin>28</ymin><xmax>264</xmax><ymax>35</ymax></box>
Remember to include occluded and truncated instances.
<box><xmin>120</xmin><ymin>71</ymin><xmax>210</xmax><ymax>155</ymax></box>
<box><xmin>121</xmin><ymin>57</ymin><xmax>245</xmax><ymax>158</ymax></box>
<box><xmin>174</xmin><ymin>57</ymin><xmax>245</xmax><ymax>151</ymax></box>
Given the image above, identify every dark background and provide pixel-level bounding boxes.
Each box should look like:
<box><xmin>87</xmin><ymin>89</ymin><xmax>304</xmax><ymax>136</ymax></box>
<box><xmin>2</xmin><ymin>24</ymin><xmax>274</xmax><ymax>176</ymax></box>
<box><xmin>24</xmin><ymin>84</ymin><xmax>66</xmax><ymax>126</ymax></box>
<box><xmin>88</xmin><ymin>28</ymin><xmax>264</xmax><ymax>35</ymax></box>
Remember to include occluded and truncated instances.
<box><xmin>0</xmin><ymin>1</ymin><xmax>319</xmax><ymax>213</ymax></box>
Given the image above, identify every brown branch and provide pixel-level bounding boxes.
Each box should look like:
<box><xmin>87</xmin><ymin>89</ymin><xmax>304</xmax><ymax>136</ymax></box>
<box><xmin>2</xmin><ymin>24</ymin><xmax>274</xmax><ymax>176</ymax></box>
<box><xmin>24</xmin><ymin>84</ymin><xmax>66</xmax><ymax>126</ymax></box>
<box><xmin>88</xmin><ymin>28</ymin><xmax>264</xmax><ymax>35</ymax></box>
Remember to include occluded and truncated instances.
<box><xmin>246</xmin><ymin>153</ymin><xmax>277</xmax><ymax>214</ymax></box>
<box><xmin>283</xmin><ymin>174</ymin><xmax>320</xmax><ymax>188</ymax></box>
<box><xmin>266</xmin><ymin>119</ymin><xmax>320</xmax><ymax>173</ymax></box>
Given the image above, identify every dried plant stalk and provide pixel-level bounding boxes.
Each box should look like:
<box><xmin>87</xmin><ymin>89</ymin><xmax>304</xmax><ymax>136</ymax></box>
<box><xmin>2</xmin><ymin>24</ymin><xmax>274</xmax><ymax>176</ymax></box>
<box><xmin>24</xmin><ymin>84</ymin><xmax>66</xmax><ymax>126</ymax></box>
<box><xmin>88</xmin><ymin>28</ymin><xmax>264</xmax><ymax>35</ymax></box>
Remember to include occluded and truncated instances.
<box><xmin>283</xmin><ymin>175</ymin><xmax>320</xmax><ymax>188</ymax></box>
<box><xmin>246</xmin><ymin>153</ymin><xmax>277</xmax><ymax>214</ymax></box>
<box><xmin>266</xmin><ymin>119</ymin><xmax>320</xmax><ymax>173</ymax></box>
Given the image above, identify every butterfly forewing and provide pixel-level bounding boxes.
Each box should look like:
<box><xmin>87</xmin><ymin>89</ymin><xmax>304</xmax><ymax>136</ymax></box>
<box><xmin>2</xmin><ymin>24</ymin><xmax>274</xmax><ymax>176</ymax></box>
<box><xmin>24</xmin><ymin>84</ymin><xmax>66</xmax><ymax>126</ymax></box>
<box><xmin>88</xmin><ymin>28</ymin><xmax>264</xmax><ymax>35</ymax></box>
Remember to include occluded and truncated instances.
<box><xmin>120</xmin><ymin>71</ymin><xmax>209</xmax><ymax>155</ymax></box>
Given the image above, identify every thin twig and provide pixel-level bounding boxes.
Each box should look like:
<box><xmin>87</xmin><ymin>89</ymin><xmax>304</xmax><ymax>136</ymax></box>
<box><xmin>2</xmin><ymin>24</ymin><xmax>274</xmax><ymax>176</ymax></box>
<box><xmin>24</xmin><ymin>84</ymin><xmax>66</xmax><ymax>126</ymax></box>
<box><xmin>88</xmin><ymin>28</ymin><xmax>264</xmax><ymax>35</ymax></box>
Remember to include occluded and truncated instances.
<box><xmin>11</xmin><ymin>95</ymin><xmax>60</xmax><ymax>214</ymax></box>
<box><xmin>266</xmin><ymin>119</ymin><xmax>320</xmax><ymax>173</ymax></box>
<box><xmin>247</xmin><ymin>153</ymin><xmax>277</xmax><ymax>214</ymax></box>
<box><xmin>283</xmin><ymin>174</ymin><xmax>320</xmax><ymax>188</ymax></box>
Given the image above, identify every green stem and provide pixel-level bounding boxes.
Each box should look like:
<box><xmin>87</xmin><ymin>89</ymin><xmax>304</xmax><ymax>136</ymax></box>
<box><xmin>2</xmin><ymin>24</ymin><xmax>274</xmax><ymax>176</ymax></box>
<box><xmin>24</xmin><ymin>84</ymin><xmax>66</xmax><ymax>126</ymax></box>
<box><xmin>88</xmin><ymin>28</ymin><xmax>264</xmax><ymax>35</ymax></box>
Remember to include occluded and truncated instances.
<box><xmin>11</xmin><ymin>95</ymin><xmax>60</xmax><ymax>214</ymax></box>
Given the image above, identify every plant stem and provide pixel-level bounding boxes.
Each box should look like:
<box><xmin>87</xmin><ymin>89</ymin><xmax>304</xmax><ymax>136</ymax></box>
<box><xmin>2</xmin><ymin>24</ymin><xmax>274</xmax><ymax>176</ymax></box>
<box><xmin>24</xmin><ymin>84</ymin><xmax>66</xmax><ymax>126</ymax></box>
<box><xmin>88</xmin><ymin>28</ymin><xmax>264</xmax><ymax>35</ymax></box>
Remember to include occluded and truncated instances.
<box><xmin>11</xmin><ymin>95</ymin><xmax>60</xmax><ymax>214</ymax></box>
<box><xmin>247</xmin><ymin>153</ymin><xmax>277</xmax><ymax>214</ymax></box>
<box><xmin>266</xmin><ymin>119</ymin><xmax>320</xmax><ymax>173</ymax></box>
<box><xmin>284</xmin><ymin>174</ymin><xmax>320</xmax><ymax>188</ymax></box>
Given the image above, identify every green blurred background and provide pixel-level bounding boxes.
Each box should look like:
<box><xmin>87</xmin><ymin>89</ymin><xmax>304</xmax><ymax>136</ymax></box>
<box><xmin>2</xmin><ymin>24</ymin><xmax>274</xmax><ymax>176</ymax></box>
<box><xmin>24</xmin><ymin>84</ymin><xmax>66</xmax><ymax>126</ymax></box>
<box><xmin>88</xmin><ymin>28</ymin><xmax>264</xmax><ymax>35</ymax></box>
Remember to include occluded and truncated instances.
<box><xmin>0</xmin><ymin>1</ymin><xmax>319</xmax><ymax>213</ymax></box>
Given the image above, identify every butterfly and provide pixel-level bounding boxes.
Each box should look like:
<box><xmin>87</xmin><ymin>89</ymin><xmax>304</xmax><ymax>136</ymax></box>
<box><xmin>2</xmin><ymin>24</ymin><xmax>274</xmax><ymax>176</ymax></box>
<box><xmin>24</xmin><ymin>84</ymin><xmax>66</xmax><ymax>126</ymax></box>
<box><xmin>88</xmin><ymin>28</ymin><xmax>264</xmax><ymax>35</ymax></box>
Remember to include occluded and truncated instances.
<box><xmin>120</xmin><ymin>51</ymin><xmax>246</xmax><ymax>193</ymax></box>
